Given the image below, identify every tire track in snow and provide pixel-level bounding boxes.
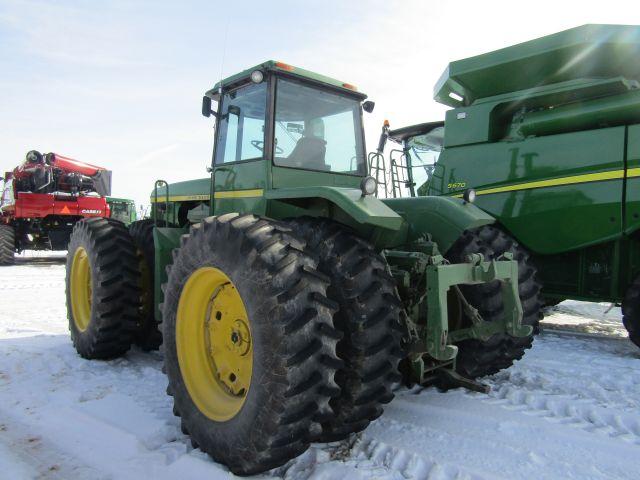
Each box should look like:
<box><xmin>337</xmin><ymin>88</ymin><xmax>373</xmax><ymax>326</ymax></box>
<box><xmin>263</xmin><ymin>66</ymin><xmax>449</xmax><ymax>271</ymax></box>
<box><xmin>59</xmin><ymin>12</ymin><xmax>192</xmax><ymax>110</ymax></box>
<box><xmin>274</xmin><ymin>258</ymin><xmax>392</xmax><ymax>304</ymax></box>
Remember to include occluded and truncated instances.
<box><xmin>481</xmin><ymin>334</ymin><xmax>640</xmax><ymax>445</ymax></box>
<box><xmin>0</xmin><ymin>417</ymin><xmax>105</xmax><ymax>480</ymax></box>
<box><xmin>352</xmin><ymin>436</ymin><xmax>491</xmax><ymax>480</ymax></box>
<box><xmin>483</xmin><ymin>383</ymin><xmax>640</xmax><ymax>444</ymax></box>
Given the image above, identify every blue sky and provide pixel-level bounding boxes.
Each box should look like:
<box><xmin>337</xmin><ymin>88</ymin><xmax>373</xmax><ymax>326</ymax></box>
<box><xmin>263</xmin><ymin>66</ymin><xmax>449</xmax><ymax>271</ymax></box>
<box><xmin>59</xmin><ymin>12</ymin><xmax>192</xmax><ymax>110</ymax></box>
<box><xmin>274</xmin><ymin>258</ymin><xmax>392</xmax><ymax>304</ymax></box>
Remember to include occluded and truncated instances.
<box><xmin>1</xmin><ymin>0</ymin><xmax>638</xmax><ymax>209</ymax></box>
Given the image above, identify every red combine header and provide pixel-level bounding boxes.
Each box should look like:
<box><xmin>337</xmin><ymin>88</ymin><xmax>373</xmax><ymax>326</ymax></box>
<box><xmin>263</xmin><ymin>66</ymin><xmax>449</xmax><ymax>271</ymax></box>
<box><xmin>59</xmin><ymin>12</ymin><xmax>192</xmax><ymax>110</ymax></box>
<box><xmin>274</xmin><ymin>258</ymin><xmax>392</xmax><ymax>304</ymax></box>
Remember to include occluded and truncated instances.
<box><xmin>0</xmin><ymin>150</ymin><xmax>112</xmax><ymax>264</ymax></box>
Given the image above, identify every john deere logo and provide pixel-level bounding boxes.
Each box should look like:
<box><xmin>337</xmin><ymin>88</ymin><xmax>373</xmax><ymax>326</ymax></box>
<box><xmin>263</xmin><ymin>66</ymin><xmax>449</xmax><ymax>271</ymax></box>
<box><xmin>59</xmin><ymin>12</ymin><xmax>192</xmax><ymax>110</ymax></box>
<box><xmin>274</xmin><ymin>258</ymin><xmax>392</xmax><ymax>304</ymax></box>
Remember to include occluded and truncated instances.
<box><xmin>81</xmin><ymin>209</ymin><xmax>102</xmax><ymax>214</ymax></box>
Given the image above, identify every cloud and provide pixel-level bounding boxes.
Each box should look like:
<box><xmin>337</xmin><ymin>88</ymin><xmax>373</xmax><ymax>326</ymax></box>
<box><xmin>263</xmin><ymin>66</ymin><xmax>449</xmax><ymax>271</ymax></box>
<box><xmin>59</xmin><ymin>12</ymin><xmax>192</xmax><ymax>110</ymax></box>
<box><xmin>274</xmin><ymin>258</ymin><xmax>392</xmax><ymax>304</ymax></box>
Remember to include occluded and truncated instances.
<box><xmin>133</xmin><ymin>143</ymin><xmax>181</xmax><ymax>167</ymax></box>
<box><xmin>0</xmin><ymin>0</ymin><xmax>168</xmax><ymax>69</ymax></box>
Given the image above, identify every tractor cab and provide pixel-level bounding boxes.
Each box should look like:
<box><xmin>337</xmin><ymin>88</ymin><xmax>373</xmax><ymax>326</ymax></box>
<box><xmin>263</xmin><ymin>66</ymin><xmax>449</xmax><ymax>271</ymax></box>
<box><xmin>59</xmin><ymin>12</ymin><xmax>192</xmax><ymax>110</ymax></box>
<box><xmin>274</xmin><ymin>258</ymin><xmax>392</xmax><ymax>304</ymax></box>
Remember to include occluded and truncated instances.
<box><xmin>200</xmin><ymin>61</ymin><xmax>373</xmax><ymax>217</ymax></box>
<box><xmin>106</xmin><ymin>197</ymin><xmax>137</xmax><ymax>225</ymax></box>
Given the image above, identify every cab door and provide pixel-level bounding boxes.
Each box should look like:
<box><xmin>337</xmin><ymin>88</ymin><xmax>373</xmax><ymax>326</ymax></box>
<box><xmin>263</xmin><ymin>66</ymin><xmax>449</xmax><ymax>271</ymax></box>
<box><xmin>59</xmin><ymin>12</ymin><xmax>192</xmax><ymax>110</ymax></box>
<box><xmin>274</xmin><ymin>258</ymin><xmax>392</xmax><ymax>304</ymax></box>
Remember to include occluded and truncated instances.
<box><xmin>212</xmin><ymin>81</ymin><xmax>268</xmax><ymax>217</ymax></box>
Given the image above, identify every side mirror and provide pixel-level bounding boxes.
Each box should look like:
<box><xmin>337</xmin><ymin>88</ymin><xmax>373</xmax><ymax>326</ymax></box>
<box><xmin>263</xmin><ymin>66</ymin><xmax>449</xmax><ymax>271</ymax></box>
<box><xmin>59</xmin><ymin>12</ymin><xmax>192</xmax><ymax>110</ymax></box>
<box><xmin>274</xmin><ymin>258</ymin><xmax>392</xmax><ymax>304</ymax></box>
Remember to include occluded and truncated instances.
<box><xmin>363</xmin><ymin>100</ymin><xmax>375</xmax><ymax>113</ymax></box>
<box><xmin>202</xmin><ymin>96</ymin><xmax>217</xmax><ymax>117</ymax></box>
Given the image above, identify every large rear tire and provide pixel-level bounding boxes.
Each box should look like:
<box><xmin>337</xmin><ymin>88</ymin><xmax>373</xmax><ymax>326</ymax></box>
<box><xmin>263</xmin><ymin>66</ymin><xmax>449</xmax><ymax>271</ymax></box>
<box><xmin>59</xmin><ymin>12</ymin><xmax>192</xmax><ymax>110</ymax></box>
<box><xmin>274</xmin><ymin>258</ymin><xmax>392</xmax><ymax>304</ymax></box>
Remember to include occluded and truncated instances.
<box><xmin>446</xmin><ymin>225</ymin><xmax>543</xmax><ymax>378</ymax></box>
<box><xmin>66</xmin><ymin>218</ymin><xmax>140</xmax><ymax>359</ymax></box>
<box><xmin>0</xmin><ymin>225</ymin><xmax>15</xmax><ymax>266</ymax></box>
<box><xmin>162</xmin><ymin>214</ymin><xmax>341</xmax><ymax>475</ymax></box>
<box><xmin>129</xmin><ymin>219</ymin><xmax>163</xmax><ymax>350</ymax></box>
<box><xmin>291</xmin><ymin>218</ymin><xmax>404</xmax><ymax>442</ymax></box>
<box><xmin>622</xmin><ymin>275</ymin><xmax>640</xmax><ymax>348</ymax></box>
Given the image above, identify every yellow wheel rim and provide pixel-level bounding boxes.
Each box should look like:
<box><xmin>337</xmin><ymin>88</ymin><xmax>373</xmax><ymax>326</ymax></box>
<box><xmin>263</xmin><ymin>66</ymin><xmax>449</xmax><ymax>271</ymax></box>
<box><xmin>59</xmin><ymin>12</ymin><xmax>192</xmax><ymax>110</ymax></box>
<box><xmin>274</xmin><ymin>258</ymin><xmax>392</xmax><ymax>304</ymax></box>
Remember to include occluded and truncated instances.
<box><xmin>176</xmin><ymin>267</ymin><xmax>253</xmax><ymax>422</ymax></box>
<box><xmin>70</xmin><ymin>247</ymin><xmax>92</xmax><ymax>332</ymax></box>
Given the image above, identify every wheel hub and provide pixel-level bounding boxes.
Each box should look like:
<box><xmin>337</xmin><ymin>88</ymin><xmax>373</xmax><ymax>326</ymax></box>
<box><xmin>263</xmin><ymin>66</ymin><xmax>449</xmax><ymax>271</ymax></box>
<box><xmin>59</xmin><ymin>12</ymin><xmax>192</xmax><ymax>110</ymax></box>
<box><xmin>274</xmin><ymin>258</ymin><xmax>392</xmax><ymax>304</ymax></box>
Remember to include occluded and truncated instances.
<box><xmin>176</xmin><ymin>267</ymin><xmax>253</xmax><ymax>421</ymax></box>
<box><xmin>205</xmin><ymin>284</ymin><xmax>252</xmax><ymax>397</ymax></box>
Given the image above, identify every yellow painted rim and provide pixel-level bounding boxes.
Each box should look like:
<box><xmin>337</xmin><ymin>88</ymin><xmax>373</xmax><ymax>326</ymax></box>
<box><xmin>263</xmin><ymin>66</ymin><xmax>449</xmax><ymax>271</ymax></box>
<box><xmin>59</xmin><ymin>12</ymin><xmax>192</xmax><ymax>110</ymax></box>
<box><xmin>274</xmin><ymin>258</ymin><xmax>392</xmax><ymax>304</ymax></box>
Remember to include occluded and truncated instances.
<box><xmin>176</xmin><ymin>267</ymin><xmax>253</xmax><ymax>422</ymax></box>
<box><xmin>70</xmin><ymin>247</ymin><xmax>92</xmax><ymax>332</ymax></box>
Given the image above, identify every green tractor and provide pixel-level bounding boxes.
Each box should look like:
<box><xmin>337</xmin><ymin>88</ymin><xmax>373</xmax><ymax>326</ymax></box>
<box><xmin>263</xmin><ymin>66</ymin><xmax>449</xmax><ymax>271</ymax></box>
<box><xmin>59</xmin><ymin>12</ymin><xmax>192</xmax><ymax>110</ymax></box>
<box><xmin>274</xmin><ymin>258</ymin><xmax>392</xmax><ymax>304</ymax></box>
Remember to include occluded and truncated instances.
<box><xmin>378</xmin><ymin>24</ymin><xmax>640</xmax><ymax>348</ymax></box>
<box><xmin>106</xmin><ymin>196</ymin><xmax>137</xmax><ymax>225</ymax></box>
<box><xmin>64</xmin><ymin>61</ymin><xmax>540</xmax><ymax>475</ymax></box>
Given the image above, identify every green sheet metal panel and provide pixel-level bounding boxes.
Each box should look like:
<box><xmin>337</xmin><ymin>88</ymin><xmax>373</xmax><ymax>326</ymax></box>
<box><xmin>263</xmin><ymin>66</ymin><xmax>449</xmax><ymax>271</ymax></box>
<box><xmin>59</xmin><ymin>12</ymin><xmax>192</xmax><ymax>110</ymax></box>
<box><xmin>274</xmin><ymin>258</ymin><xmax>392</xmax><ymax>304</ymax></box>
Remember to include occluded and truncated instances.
<box><xmin>432</xmin><ymin>126</ymin><xmax>626</xmax><ymax>255</ymax></box>
<box><xmin>435</xmin><ymin>24</ymin><xmax>640</xmax><ymax>107</ymax></box>
<box><xmin>212</xmin><ymin>160</ymin><xmax>268</xmax><ymax>217</ymax></box>
<box><xmin>151</xmin><ymin>177</ymin><xmax>210</xmax><ymax>202</ymax></box>
<box><xmin>382</xmin><ymin>196</ymin><xmax>494</xmax><ymax>254</ymax></box>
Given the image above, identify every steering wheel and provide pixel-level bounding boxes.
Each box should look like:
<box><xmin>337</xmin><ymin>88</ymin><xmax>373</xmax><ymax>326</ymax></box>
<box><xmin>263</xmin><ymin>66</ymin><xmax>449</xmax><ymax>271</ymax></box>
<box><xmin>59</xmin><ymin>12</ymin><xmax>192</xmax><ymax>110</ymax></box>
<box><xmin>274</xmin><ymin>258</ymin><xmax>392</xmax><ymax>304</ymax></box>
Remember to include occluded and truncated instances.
<box><xmin>251</xmin><ymin>140</ymin><xmax>283</xmax><ymax>155</ymax></box>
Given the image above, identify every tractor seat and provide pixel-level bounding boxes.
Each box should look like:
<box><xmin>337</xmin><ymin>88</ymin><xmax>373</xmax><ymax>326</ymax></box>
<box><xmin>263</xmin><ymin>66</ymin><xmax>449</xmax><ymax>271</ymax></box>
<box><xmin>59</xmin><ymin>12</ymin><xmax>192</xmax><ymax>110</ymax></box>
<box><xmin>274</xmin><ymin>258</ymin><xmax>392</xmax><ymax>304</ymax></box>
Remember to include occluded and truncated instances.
<box><xmin>286</xmin><ymin>136</ymin><xmax>328</xmax><ymax>170</ymax></box>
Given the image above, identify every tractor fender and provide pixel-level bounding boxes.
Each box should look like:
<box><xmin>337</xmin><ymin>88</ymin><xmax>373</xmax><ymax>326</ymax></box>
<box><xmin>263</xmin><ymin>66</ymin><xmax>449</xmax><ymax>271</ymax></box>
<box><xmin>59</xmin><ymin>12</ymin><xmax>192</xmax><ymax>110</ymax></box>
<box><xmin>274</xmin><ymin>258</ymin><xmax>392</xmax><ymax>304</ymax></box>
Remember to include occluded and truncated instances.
<box><xmin>382</xmin><ymin>196</ymin><xmax>495</xmax><ymax>254</ymax></box>
<box><xmin>265</xmin><ymin>187</ymin><xmax>404</xmax><ymax>231</ymax></box>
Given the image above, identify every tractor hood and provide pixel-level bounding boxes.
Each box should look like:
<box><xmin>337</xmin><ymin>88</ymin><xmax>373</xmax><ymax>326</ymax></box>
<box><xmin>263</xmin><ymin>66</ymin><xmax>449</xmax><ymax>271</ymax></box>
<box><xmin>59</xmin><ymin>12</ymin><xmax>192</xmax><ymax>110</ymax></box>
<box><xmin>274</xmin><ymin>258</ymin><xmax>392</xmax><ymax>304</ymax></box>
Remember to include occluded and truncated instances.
<box><xmin>382</xmin><ymin>196</ymin><xmax>495</xmax><ymax>253</ymax></box>
<box><xmin>266</xmin><ymin>187</ymin><xmax>404</xmax><ymax>231</ymax></box>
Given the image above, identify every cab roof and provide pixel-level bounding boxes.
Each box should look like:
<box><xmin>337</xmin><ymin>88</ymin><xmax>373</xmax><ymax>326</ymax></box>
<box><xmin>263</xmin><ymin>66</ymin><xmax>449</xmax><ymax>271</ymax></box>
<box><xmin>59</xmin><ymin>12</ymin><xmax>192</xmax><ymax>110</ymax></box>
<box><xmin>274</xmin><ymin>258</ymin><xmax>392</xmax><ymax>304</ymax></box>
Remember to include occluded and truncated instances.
<box><xmin>106</xmin><ymin>197</ymin><xmax>135</xmax><ymax>204</ymax></box>
<box><xmin>204</xmin><ymin>60</ymin><xmax>367</xmax><ymax>100</ymax></box>
<box><xmin>388</xmin><ymin>121</ymin><xmax>444</xmax><ymax>143</ymax></box>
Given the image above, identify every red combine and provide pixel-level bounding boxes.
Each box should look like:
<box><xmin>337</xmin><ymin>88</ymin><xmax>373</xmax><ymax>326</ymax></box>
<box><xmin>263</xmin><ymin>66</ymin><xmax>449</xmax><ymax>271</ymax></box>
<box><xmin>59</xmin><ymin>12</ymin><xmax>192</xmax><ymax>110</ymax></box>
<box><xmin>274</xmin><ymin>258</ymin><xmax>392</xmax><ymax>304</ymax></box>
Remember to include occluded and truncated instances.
<box><xmin>0</xmin><ymin>150</ymin><xmax>112</xmax><ymax>264</ymax></box>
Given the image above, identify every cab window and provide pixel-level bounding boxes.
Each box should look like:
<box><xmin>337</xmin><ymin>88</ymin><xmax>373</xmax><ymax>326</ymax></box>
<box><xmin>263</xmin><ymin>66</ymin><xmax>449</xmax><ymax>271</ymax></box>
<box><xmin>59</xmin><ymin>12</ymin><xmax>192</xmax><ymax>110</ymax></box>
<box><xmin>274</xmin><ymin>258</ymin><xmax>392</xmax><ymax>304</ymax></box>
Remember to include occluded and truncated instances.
<box><xmin>215</xmin><ymin>82</ymin><xmax>268</xmax><ymax>164</ymax></box>
<box><xmin>273</xmin><ymin>79</ymin><xmax>365</xmax><ymax>175</ymax></box>
<box><xmin>407</xmin><ymin>127</ymin><xmax>443</xmax><ymax>195</ymax></box>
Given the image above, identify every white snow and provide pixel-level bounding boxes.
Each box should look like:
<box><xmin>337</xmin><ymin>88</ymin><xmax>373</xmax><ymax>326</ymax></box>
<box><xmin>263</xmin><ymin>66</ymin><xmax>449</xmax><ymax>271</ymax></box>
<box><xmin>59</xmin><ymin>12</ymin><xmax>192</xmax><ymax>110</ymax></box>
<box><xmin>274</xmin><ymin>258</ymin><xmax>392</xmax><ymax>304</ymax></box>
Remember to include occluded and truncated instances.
<box><xmin>1</xmin><ymin>253</ymin><xmax>639</xmax><ymax>479</ymax></box>
<box><xmin>541</xmin><ymin>300</ymin><xmax>627</xmax><ymax>337</ymax></box>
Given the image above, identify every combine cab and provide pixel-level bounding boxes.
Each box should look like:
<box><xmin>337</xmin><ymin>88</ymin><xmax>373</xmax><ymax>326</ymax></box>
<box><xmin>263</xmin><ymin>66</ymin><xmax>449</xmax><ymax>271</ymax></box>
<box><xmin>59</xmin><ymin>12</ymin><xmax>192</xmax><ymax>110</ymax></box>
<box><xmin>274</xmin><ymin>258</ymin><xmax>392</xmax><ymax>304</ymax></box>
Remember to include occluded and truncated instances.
<box><xmin>0</xmin><ymin>150</ymin><xmax>112</xmax><ymax>264</ymax></box>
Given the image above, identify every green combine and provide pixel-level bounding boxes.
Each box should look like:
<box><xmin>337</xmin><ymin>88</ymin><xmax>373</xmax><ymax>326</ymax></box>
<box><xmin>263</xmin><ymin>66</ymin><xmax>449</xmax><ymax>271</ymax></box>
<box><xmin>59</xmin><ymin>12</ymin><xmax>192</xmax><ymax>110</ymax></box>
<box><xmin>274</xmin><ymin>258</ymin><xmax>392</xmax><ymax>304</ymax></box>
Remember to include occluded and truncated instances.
<box><xmin>64</xmin><ymin>61</ymin><xmax>538</xmax><ymax>474</ymax></box>
<box><xmin>378</xmin><ymin>24</ymin><xmax>640</xmax><ymax>348</ymax></box>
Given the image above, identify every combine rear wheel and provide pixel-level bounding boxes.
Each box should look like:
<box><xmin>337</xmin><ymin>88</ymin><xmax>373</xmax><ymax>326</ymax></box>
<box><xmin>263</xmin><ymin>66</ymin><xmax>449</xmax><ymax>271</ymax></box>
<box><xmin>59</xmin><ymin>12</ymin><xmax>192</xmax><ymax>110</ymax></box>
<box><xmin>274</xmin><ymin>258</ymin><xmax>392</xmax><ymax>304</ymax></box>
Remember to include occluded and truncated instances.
<box><xmin>622</xmin><ymin>275</ymin><xmax>640</xmax><ymax>348</ymax></box>
<box><xmin>161</xmin><ymin>214</ymin><xmax>341</xmax><ymax>475</ymax></box>
<box><xmin>0</xmin><ymin>225</ymin><xmax>15</xmax><ymax>265</ymax></box>
<box><xmin>66</xmin><ymin>218</ymin><xmax>140</xmax><ymax>359</ymax></box>
<box><xmin>447</xmin><ymin>225</ymin><xmax>543</xmax><ymax>378</ymax></box>
<box><xmin>291</xmin><ymin>218</ymin><xmax>404</xmax><ymax>442</ymax></box>
<box><xmin>129</xmin><ymin>219</ymin><xmax>163</xmax><ymax>350</ymax></box>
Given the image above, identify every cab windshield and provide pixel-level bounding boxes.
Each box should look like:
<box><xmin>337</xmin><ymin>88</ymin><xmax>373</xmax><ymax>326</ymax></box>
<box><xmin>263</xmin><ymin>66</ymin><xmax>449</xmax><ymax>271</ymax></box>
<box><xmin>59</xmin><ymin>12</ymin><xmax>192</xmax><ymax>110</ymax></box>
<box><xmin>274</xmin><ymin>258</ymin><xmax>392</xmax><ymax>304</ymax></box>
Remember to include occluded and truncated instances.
<box><xmin>407</xmin><ymin>127</ymin><xmax>443</xmax><ymax>195</ymax></box>
<box><xmin>273</xmin><ymin>79</ymin><xmax>365</xmax><ymax>175</ymax></box>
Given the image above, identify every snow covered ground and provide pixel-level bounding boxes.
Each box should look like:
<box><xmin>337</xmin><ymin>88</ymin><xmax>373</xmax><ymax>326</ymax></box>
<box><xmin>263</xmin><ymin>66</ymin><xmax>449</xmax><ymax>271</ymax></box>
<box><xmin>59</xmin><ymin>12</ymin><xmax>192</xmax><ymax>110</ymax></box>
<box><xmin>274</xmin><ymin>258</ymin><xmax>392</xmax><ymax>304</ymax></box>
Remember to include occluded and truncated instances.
<box><xmin>1</xmin><ymin>253</ymin><xmax>639</xmax><ymax>480</ymax></box>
